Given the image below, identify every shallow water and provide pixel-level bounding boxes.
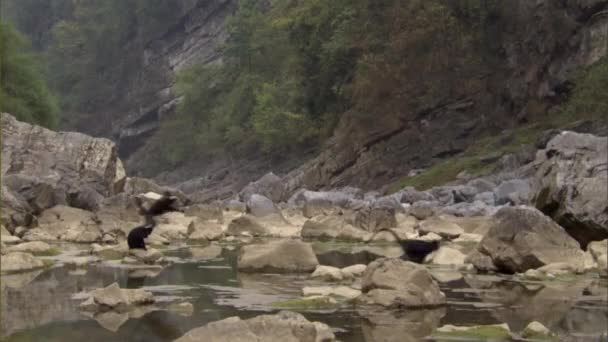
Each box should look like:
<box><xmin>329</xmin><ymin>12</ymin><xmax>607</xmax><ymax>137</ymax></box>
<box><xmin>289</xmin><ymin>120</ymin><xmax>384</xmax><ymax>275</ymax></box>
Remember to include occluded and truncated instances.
<box><xmin>1</xmin><ymin>241</ymin><xmax>607</xmax><ymax>342</ymax></box>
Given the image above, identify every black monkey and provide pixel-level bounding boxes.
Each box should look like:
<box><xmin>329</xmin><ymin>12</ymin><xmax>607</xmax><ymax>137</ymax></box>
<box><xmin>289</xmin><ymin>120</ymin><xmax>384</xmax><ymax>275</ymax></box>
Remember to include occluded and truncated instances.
<box><xmin>127</xmin><ymin>192</ymin><xmax>179</xmax><ymax>250</ymax></box>
<box><xmin>366</xmin><ymin>228</ymin><xmax>440</xmax><ymax>263</ymax></box>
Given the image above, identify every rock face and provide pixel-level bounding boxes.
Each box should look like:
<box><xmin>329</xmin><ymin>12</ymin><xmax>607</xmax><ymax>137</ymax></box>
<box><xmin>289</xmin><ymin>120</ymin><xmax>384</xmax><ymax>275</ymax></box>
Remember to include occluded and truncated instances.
<box><xmin>237</xmin><ymin>240</ymin><xmax>319</xmax><ymax>273</ymax></box>
<box><xmin>174</xmin><ymin>311</ymin><xmax>335</xmax><ymax>342</ymax></box>
<box><xmin>1</xmin><ymin>113</ymin><xmax>126</xmax><ymax>213</ymax></box>
<box><xmin>359</xmin><ymin>258</ymin><xmax>446</xmax><ymax>308</ymax></box>
<box><xmin>474</xmin><ymin>206</ymin><xmax>586</xmax><ymax>273</ymax></box>
<box><xmin>531</xmin><ymin>131</ymin><xmax>608</xmax><ymax>248</ymax></box>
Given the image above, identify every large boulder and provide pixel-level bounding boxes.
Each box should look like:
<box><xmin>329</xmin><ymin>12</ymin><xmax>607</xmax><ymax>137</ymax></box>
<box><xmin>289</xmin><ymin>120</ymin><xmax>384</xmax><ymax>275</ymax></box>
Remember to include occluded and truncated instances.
<box><xmin>494</xmin><ymin>179</ymin><xmax>531</xmax><ymax>205</ymax></box>
<box><xmin>36</xmin><ymin>205</ymin><xmax>101</xmax><ymax>242</ymax></box>
<box><xmin>1</xmin><ymin>113</ymin><xmax>126</xmax><ymax>212</ymax></box>
<box><xmin>301</xmin><ymin>215</ymin><xmax>370</xmax><ymax>241</ymax></box>
<box><xmin>1</xmin><ymin>252</ymin><xmax>45</xmax><ymax>273</ymax></box>
<box><xmin>246</xmin><ymin>194</ymin><xmax>281</xmax><ymax>217</ymax></box>
<box><xmin>531</xmin><ymin>131</ymin><xmax>608</xmax><ymax>248</ymax></box>
<box><xmin>474</xmin><ymin>206</ymin><xmax>586</xmax><ymax>273</ymax></box>
<box><xmin>237</xmin><ymin>240</ymin><xmax>319</xmax><ymax>273</ymax></box>
<box><xmin>358</xmin><ymin>258</ymin><xmax>446</xmax><ymax>308</ymax></box>
<box><xmin>122</xmin><ymin>177</ymin><xmax>189</xmax><ymax>205</ymax></box>
<box><xmin>239</xmin><ymin>172</ymin><xmax>284</xmax><ymax>203</ymax></box>
<box><xmin>174</xmin><ymin>311</ymin><xmax>335</xmax><ymax>342</ymax></box>
<box><xmin>1</xmin><ymin>185</ymin><xmax>34</xmax><ymax>229</ymax></box>
<box><xmin>353</xmin><ymin>202</ymin><xmax>398</xmax><ymax>232</ymax></box>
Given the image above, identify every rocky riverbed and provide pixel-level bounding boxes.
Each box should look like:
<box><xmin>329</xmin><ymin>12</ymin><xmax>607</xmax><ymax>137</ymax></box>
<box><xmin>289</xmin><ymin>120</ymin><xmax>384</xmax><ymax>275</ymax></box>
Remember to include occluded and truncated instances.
<box><xmin>1</xmin><ymin>113</ymin><xmax>607</xmax><ymax>341</ymax></box>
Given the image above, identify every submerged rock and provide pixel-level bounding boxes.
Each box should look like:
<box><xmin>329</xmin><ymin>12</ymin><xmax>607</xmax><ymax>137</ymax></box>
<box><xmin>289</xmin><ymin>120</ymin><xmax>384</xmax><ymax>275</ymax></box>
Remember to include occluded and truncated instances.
<box><xmin>80</xmin><ymin>282</ymin><xmax>154</xmax><ymax>313</ymax></box>
<box><xmin>301</xmin><ymin>286</ymin><xmax>361</xmax><ymax>300</ymax></box>
<box><xmin>522</xmin><ymin>321</ymin><xmax>554</xmax><ymax>339</ymax></box>
<box><xmin>359</xmin><ymin>258</ymin><xmax>446</xmax><ymax>308</ymax></box>
<box><xmin>237</xmin><ymin>240</ymin><xmax>319</xmax><ymax>273</ymax></box>
<box><xmin>474</xmin><ymin>206</ymin><xmax>586</xmax><ymax>273</ymax></box>
<box><xmin>174</xmin><ymin>311</ymin><xmax>335</xmax><ymax>342</ymax></box>
<box><xmin>433</xmin><ymin>323</ymin><xmax>512</xmax><ymax>340</ymax></box>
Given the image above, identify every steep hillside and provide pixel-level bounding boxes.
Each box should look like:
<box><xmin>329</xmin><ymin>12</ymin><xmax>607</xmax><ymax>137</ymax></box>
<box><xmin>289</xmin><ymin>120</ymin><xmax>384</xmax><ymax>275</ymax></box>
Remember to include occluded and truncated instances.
<box><xmin>3</xmin><ymin>0</ymin><xmax>607</xmax><ymax>201</ymax></box>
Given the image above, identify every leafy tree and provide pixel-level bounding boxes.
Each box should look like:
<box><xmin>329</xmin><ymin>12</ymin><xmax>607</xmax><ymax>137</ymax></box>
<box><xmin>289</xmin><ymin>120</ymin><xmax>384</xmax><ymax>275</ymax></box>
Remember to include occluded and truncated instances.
<box><xmin>0</xmin><ymin>22</ymin><xmax>59</xmax><ymax>128</ymax></box>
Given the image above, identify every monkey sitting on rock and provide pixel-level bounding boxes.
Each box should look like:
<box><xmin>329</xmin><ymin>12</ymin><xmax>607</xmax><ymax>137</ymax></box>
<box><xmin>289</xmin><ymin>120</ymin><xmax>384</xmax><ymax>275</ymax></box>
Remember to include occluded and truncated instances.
<box><xmin>127</xmin><ymin>192</ymin><xmax>180</xmax><ymax>250</ymax></box>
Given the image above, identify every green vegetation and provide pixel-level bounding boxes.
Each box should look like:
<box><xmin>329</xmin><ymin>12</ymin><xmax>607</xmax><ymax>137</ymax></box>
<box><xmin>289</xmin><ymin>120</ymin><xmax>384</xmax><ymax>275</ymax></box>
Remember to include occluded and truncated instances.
<box><xmin>0</xmin><ymin>22</ymin><xmax>59</xmax><ymax>128</ymax></box>
<box><xmin>389</xmin><ymin>57</ymin><xmax>608</xmax><ymax>192</ymax></box>
<box><xmin>32</xmin><ymin>247</ymin><xmax>61</xmax><ymax>257</ymax></box>
<box><xmin>154</xmin><ymin>0</ymin><xmax>494</xmax><ymax>165</ymax></box>
<box><xmin>273</xmin><ymin>296</ymin><xmax>338</xmax><ymax>310</ymax></box>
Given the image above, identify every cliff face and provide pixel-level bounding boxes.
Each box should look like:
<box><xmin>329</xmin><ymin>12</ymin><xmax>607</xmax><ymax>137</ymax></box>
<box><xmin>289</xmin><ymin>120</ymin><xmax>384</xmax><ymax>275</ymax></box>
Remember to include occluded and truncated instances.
<box><xmin>282</xmin><ymin>0</ymin><xmax>608</xmax><ymax>194</ymax></box>
<box><xmin>7</xmin><ymin>0</ymin><xmax>607</xmax><ymax>200</ymax></box>
<box><xmin>156</xmin><ymin>0</ymin><xmax>608</xmax><ymax>199</ymax></box>
<box><xmin>112</xmin><ymin>0</ymin><xmax>237</xmax><ymax>157</ymax></box>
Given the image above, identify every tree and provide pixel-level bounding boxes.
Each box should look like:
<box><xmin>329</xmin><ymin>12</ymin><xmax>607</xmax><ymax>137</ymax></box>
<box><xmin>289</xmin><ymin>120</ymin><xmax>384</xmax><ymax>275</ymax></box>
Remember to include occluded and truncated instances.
<box><xmin>0</xmin><ymin>22</ymin><xmax>59</xmax><ymax>128</ymax></box>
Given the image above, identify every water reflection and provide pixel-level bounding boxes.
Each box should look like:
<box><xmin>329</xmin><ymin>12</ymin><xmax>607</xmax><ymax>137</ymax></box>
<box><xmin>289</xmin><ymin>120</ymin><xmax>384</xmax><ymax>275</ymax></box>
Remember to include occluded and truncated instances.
<box><xmin>1</xmin><ymin>244</ymin><xmax>607</xmax><ymax>341</ymax></box>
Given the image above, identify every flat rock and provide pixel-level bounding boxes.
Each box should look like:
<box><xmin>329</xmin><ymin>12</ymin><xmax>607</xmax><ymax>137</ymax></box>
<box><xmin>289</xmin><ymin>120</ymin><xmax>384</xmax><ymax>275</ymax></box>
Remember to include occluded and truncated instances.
<box><xmin>238</xmin><ymin>240</ymin><xmax>319</xmax><ymax>273</ymax></box>
<box><xmin>1</xmin><ymin>252</ymin><xmax>45</xmax><ymax>273</ymax></box>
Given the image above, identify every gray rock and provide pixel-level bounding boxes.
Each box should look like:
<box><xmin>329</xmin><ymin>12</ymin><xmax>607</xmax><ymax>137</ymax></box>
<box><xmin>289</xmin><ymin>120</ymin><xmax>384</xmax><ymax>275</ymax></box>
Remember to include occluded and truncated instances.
<box><xmin>301</xmin><ymin>215</ymin><xmax>370</xmax><ymax>241</ymax></box>
<box><xmin>417</xmin><ymin>218</ymin><xmax>464</xmax><ymax>240</ymax></box>
<box><xmin>400</xmin><ymin>187</ymin><xmax>435</xmax><ymax>204</ymax></box>
<box><xmin>467</xmin><ymin>179</ymin><xmax>496</xmax><ymax>193</ymax></box>
<box><xmin>239</xmin><ymin>172</ymin><xmax>284</xmax><ymax>203</ymax></box>
<box><xmin>531</xmin><ymin>131</ymin><xmax>608</xmax><ymax>248</ymax></box>
<box><xmin>476</xmin><ymin>206</ymin><xmax>586</xmax><ymax>273</ymax></box>
<box><xmin>246</xmin><ymin>194</ymin><xmax>280</xmax><ymax>218</ymax></box>
<box><xmin>188</xmin><ymin>219</ymin><xmax>223</xmax><ymax>241</ymax></box>
<box><xmin>409</xmin><ymin>201</ymin><xmax>438</xmax><ymax>220</ymax></box>
<box><xmin>237</xmin><ymin>240</ymin><xmax>319</xmax><ymax>273</ymax></box>
<box><xmin>225</xmin><ymin>200</ymin><xmax>246</xmax><ymax>213</ymax></box>
<box><xmin>465</xmin><ymin>250</ymin><xmax>498</xmax><ymax>272</ymax></box>
<box><xmin>183</xmin><ymin>204</ymin><xmax>223</xmax><ymax>222</ymax></box>
<box><xmin>474</xmin><ymin>192</ymin><xmax>496</xmax><ymax>206</ymax></box>
<box><xmin>359</xmin><ymin>258</ymin><xmax>446</xmax><ymax>308</ymax></box>
<box><xmin>353</xmin><ymin>204</ymin><xmax>397</xmax><ymax>232</ymax></box>
<box><xmin>1</xmin><ymin>185</ymin><xmax>34</xmax><ymax>229</ymax></box>
<box><xmin>452</xmin><ymin>186</ymin><xmax>479</xmax><ymax>203</ymax></box>
<box><xmin>430</xmin><ymin>187</ymin><xmax>455</xmax><ymax>206</ymax></box>
<box><xmin>174</xmin><ymin>311</ymin><xmax>335</xmax><ymax>342</ymax></box>
<box><xmin>494</xmin><ymin>179</ymin><xmax>531</xmax><ymax>205</ymax></box>
<box><xmin>439</xmin><ymin>201</ymin><xmax>497</xmax><ymax>217</ymax></box>
<box><xmin>1</xmin><ymin>113</ymin><xmax>126</xmax><ymax>211</ymax></box>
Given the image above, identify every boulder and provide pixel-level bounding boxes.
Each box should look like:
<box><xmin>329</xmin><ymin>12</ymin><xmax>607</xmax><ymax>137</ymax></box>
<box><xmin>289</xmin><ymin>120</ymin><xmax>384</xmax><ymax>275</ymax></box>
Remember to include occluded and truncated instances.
<box><xmin>21</xmin><ymin>228</ymin><xmax>56</xmax><ymax>242</ymax></box>
<box><xmin>311</xmin><ymin>265</ymin><xmax>343</xmax><ymax>281</ymax></box>
<box><xmin>123</xmin><ymin>177</ymin><xmax>189</xmax><ymax>205</ymax></box>
<box><xmin>429</xmin><ymin>187</ymin><xmax>455</xmax><ymax>206</ymax></box>
<box><xmin>227</xmin><ymin>215</ymin><xmax>271</xmax><ymax>237</ymax></box>
<box><xmin>467</xmin><ymin>179</ymin><xmax>496</xmax><ymax>193</ymax></box>
<box><xmin>187</xmin><ymin>219</ymin><xmax>223</xmax><ymax>241</ymax></box>
<box><xmin>417</xmin><ymin>217</ymin><xmax>464</xmax><ymax>240</ymax></box>
<box><xmin>301</xmin><ymin>215</ymin><xmax>370</xmax><ymax>241</ymax></box>
<box><xmin>239</xmin><ymin>172</ymin><xmax>284</xmax><ymax>203</ymax></box>
<box><xmin>237</xmin><ymin>240</ymin><xmax>319</xmax><ymax>273</ymax></box>
<box><xmin>1</xmin><ymin>185</ymin><xmax>34</xmax><ymax>229</ymax></box>
<box><xmin>475</xmin><ymin>206</ymin><xmax>586</xmax><ymax>273</ymax></box>
<box><xmin>340</xmin><ymin>264</ymin><xmax>367</xmax><ymax>279</ymax></box>
<box><xmin>353</xmin><ymin>203</ymin><xmax>397</xmax><ymax>232</ymax></box>
<box><xmin>438</xmin><ymin>201</ymin><xmax>497</xmax><ymax>217</ymax></box>
<box><xmin>37</xmin><ymin>205</ymin><xmax>101</xmax><ymax>242</ymax></box>
<box><xmin>399</xmin><ymin>187</ymin><xmax>435</xmax><ymax>204</ymax></box>
<box><xmin>1</xmin><ymin>113</ymin><xmax>126</xmax><ymax>211</ymax></box>
<box><xmin>408</xmin><ymin>201</ymin><xmax>438</xmax><ymax>220</ymax></box>
<box><xmin>128</xmin><ymin>248</ymin><xmax>163</xmax><ymax>264</ymax></box>
<box><xmin>84</xmin><ymin>283</ymin><xmax>154</xmax><ymax>312</ymax></box>
<box><xmin>588</xmin><ymin>240</ymin><xmax>608</xmax><ymax>272</ymax></box>
<box><xmin>6</xmin><ymin>241</ymin><xmax>54</xmax><ymax>255</ymax></box>
<box><xmin>494</xmin><ymin>179</ymin><xmax>531</xmax><ymax>205</ymax></box>
<box><xmin>173</xmin><ymin>311</ymin><xmax>335</xmax><ymax>342</ymax></box>
<box><xmin>246</xmin><ymin>194</ymin><xmax>281</xmax><ymax>218</ymax></box>
<box><xmin>531</xmin><ymin>131</ymin><xmax>608</xmax><ymax>248</ymax></box>
<box><xmin>522</xmin><ymin>321</ymin><xmax>554</xmax><ymax>339</ymax></box>
<box><xmin>183</xmin><ymin>204</ymin><xmax>223</xmax><ymax>222</ymax></box>
<box><xmin>427</xmin><ymin>247</ymin><xmax>467</xmax><ymax>266</ymax></box>
<box><xmin>359</xmin><ymin>258</ymin><xmax>446</xmax><ymax>308</ymax></box>
<box><xmin>1</xmin><ymin>252</ymin><xmax>45</xmax><ymax>273</ymax></box>
<box><xmin>473</xmin><ymin>192</ymin><xmax>496</xmax><ymax>206</ymax></box>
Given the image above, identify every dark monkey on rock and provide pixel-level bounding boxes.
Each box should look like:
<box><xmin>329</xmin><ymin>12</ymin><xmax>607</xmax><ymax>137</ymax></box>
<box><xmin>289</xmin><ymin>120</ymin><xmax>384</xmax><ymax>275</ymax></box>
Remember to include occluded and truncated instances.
<box><xmin>127</xmin><ymin>192</ymin><xmax>180</xmax><ymax>250</ymax></box>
